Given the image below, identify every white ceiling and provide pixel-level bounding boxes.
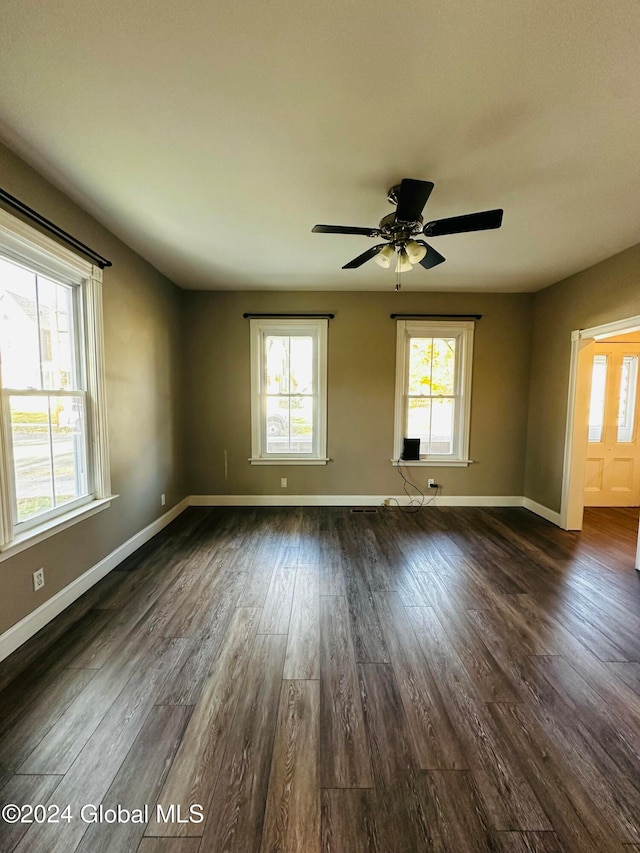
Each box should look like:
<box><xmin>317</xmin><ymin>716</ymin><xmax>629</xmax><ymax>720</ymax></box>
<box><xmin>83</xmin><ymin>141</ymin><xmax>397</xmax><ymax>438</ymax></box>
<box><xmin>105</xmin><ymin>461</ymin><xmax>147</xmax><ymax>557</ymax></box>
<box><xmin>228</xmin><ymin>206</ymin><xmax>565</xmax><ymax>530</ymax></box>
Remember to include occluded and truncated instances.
<box><xmin>1</xmin><ymin>0</ymin><xmax>639</xmax><ymax>292</ymax></box>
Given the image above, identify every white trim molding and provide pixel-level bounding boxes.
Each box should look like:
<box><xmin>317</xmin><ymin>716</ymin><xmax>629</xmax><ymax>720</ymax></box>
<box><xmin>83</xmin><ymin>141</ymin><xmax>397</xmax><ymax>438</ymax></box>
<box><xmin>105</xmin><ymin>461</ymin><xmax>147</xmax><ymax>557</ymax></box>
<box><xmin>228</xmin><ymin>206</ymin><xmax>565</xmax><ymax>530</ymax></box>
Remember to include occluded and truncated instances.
<box><xmin>190</xmin><ymin>494</ymin><xmax>524</xmax><ymax>508</ymax></box>
<box><xmin>521</xmin><ymin>498</ymin><xmax>562</xmax><ymax>527</ymax></box>
<box><xmin>0</xmin><ymin>497</ymin><xmax>189</xmax><ymax>663</ymax></box>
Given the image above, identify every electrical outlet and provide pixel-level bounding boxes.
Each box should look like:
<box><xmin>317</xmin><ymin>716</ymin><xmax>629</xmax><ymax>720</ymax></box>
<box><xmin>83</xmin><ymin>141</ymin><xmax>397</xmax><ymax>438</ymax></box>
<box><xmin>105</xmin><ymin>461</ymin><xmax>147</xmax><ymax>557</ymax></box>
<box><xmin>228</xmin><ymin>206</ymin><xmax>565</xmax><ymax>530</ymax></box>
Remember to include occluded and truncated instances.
<box><xmin>280</xmin><ymin>478</ymin><xmax>287</xmax><ymax>488</ymax></box>
<box><xmin>428</xmin><ymin>479</ymin><xmax>437</xmax><ymax>488</ymax></box>
<box><xmin>33</xmin><ymin>568</ymin><xmax>45</xmax><ymax>591</ymax></box>
<box><xmin>161</xmin><ymin>493</ymin><xmax>166</xmax><ymax>506</ymax></box>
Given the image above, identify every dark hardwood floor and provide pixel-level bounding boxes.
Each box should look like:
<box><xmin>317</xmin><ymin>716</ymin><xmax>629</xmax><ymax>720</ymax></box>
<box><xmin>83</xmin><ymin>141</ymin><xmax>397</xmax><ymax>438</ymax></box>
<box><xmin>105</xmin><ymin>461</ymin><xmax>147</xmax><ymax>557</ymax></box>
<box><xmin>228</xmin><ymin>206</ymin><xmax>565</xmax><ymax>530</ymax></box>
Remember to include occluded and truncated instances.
<box><xmin>1</xmin><ymin>505</ymin><xmax>639</xmax><ymax>852</ymax></box>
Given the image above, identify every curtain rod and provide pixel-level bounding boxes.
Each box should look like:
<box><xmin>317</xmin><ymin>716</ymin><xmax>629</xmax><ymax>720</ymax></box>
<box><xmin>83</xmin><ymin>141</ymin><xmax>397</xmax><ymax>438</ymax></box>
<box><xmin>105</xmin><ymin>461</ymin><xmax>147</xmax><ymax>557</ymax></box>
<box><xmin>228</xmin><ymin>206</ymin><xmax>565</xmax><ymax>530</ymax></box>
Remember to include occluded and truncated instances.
<box><xmin>0</xmin><ymin>188</ymin><xmax>112</xmax><ymax>269</ymax></box>
<box><xmin>390</xmin><ymin>313</ymin><xmax>482</xmax><ymax>320</ymax></box>
<box><xmin>243</xmin><ymin>312</ymin><xmax>334</xmax><ymax>319</ymax></box>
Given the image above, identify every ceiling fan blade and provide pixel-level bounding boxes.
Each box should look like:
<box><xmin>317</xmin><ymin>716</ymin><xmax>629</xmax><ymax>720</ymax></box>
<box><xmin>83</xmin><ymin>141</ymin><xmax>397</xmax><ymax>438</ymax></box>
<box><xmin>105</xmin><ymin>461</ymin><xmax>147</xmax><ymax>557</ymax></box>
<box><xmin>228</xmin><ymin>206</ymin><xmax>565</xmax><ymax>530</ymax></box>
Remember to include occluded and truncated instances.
<box><xmin>423</xmin><ymin>208</ymin><xmax>503</xmax><ymax>237</ymax></box>
<box><xmin>342</xmin><ymin>244</ymin><xmax>387</xmax><ymax>269</ymax></box>
<box><xmin>312</xmin><ymin>224</ymin><xmax>379</xmax><ymax>236</ymax></box>
<box><xmin>416</xmin><ymin>241</ymin><xmax>446</xmax><ymax>269</ymax></box>
<box><xmin>395</xmin><ymin>179</ymin><xmax>434</xmax><ymax>223</ymax></box>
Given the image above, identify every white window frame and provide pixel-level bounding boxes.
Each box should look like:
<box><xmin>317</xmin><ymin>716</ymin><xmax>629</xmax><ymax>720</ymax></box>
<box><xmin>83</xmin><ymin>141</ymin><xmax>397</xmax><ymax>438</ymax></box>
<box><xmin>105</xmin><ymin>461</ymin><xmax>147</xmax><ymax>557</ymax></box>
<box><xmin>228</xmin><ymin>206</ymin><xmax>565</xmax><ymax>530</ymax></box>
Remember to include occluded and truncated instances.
<box><xmin>249</xmin><ymin>318</ymin><xmax>328</xmax><ymax>465</ymax></box>
<box><xmin>0</xmin><ymin>209</ymin><xmax>112</xmax><ymax>560</ymax></box>
<box><xmin>393</xmin><ymin>319</ymin><xmax>474</xmax><ymax>467</ymax></box>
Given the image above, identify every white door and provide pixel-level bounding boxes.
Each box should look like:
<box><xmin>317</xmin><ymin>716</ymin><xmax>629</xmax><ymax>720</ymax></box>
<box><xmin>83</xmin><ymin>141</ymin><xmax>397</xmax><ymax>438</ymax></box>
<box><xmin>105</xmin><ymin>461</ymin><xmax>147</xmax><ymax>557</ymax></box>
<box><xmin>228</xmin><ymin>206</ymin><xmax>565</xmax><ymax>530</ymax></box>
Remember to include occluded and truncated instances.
<box><xmin>584</xmin><ymin>343</ymin><xmax>640</xmax><ymax>506</ymax></box>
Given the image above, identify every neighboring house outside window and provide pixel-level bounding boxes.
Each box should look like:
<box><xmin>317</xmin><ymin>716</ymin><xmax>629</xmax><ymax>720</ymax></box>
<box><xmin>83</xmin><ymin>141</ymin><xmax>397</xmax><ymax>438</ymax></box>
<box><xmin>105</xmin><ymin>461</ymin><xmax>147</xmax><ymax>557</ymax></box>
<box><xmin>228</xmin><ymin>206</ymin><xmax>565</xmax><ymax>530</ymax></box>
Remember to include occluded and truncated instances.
<box><xmin>393</xmin><ymin>319</ymin><xmax>474</xmax><ymax>466</ymax></box>
<box><xmin>249</xmin><ymin>318</ymin><xmax>328</xmax><ymax>465</ymax></box>
<box><xmin>0</xmin><ymin>209</ymin><xmax>111</xmax><ymax>556</ymax></box>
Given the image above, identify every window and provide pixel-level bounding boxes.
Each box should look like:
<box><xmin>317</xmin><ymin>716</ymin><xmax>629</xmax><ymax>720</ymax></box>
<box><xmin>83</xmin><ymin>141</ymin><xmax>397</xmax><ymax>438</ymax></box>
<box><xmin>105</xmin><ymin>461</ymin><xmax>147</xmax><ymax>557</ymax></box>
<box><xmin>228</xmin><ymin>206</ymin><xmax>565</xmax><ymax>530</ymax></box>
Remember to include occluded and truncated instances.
<box><xmin>588</xmin><ymin>354</ymin><xmax>607</xmax><ymax>443</ymax></box>
<box><xmin>0</xmin><ymin>209</ymin><xmax>111</xmax><ymax>553</ymax></box>
<box><xmin>250</xmin><ymin>318</ymin><xmax>328</xmax><ymax>464</ymax></box>
<box><xmin>617</xmin><ymin>355</ymin><xmax>638</xmax><ymax>443</ymax></box>
<box><xmin>393</xmin><ymin>320</ymin><xmax>474</xmax><ymax>466</ymax></box>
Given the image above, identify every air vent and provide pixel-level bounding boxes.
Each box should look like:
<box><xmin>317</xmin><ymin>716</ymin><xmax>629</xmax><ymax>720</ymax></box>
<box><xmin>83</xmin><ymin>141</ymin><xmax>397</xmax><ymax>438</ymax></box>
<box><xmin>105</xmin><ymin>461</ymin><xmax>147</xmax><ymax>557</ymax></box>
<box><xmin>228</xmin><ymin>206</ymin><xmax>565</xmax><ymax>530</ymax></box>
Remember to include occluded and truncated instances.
<box><xmin>350</xmin><ymin>508</ymin><xmax>378</xmax><ymax>514</ymax></box>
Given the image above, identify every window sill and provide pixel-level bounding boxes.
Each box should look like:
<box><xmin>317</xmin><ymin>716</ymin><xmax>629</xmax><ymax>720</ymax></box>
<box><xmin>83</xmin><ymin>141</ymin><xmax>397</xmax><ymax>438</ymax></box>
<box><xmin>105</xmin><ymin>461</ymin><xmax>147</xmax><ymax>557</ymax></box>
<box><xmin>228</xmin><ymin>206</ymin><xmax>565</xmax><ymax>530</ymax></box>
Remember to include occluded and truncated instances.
<box><xmin>0</xmin><ymin>496</ymin><xmax>117</xmax><ymax>563</ymax></box>
<box><xmin>391</xmin><ymin>459</ymin><xmax>473</xmax><ymax>468</ymax></box>
<box><xmin>249</xmin><ymin>458</ymin><xmax>330</xmax><ymax>466</ymax></box>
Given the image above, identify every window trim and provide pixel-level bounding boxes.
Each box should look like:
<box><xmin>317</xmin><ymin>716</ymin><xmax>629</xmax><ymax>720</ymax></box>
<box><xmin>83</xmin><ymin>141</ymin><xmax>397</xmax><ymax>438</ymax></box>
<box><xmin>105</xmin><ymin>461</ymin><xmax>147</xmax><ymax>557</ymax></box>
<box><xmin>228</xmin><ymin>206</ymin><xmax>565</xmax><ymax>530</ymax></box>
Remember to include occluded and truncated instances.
<box><xmin>393</xmin><ymin>319</ymin><xmax>474</xmax><ymax>467</ymax></box>
<box><xmin>249</xmin><ymin>317</ymin><xmax>328</xmax><ymax>465</ymax></box>
<box><xmin>0</xmin><ymin>208</ymin><xmax>113</xmax><ymax>553</ymax></box>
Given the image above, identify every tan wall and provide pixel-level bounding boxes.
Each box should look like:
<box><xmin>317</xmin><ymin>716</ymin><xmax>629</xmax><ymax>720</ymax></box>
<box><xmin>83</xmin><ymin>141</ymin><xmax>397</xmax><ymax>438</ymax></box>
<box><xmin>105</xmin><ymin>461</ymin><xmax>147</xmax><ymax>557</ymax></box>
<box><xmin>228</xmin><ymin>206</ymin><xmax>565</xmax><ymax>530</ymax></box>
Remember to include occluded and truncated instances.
<box><xmin>0</xmin><ymin>143</ymin><xmax>186</xmax><ymax>634</ymax></box>
<box><xmin>183</xmin><ymin>290</ymin><xmax>533</xmax><ymax>498</ymax></box>
<box><xmin>525</xmin><ymin>243</ymin><xmax>640</xmax><ymax>512</ymax></box>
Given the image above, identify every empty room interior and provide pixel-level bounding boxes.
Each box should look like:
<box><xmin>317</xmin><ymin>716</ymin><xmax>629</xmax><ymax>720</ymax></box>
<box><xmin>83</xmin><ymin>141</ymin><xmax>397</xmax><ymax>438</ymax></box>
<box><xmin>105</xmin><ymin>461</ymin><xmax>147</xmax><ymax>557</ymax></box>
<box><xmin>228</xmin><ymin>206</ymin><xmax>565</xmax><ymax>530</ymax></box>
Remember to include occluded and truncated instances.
<box><xmin>1</xmin><ymin>1</ymin><xmax>640</xmax><ymax>851</ymax></box>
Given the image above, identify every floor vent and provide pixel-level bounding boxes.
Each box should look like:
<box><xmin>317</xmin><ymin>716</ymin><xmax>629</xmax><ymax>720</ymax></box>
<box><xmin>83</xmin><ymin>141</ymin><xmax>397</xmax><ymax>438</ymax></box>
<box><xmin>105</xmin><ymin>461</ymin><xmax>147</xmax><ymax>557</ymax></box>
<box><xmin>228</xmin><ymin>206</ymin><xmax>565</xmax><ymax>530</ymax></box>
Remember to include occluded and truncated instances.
<box><xmin>350</xmin><ymin>507</ymin><xmax>378</xmax><ymax>514</ymax></box>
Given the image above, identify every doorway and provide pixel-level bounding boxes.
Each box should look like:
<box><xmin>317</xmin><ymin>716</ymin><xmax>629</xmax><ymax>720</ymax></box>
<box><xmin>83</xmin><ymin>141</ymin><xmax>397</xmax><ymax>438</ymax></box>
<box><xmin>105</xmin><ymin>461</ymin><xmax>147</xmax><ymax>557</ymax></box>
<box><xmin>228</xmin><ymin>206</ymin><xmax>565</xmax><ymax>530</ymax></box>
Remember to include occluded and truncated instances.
<box><xmin>584</xmin><ymin>333</ymin><xmax>640</xmax><ymax>506</ymax></box>
<box><xmin>561</xmin><ymin>314</ymin><xmax>640</xmax><ymax>570</ymax></box>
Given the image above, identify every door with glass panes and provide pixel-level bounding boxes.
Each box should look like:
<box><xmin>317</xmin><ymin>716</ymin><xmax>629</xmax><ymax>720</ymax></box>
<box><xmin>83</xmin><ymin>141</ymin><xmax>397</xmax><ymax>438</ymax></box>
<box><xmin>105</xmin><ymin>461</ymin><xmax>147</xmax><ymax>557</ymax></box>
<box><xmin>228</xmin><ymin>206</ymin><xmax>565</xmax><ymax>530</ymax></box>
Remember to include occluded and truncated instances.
<box><xmin>585</xmin><ymin>340</ymin><xmax>640</xmax><ymax>506</ymax></box>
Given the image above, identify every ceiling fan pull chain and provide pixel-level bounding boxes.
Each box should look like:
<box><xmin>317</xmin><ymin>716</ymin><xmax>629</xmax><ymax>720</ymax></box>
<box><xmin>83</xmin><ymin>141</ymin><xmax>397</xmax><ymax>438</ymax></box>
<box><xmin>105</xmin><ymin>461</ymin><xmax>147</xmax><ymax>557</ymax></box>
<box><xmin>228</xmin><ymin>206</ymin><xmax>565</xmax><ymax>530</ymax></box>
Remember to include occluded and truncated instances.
<box><xmin>396</xmin><ymin>254</ymin><xmax>401</xmax><ymax>291</ymax></box>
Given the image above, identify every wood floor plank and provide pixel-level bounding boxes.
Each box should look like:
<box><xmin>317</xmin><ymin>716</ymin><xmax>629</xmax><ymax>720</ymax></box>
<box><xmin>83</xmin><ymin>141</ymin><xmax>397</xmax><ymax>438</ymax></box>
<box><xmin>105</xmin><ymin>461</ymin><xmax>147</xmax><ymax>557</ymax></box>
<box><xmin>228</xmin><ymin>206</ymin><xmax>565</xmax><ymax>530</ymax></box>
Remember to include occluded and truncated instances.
<box><xmin>155</xmin><ymin>629</ymin><xmax>223</xmax><ymax>706</ymax></box>
<box><xmin>319</xmin><ymin>597</ymin><xmax>373</xmax><ymax>788</ymax></box>
<box><xmin>284</xmin><ymin>565</ymin><xmax>320</xmax><ymax>679</ymax></box>
<box><xmin>0</xmin><ymin>773</ymin><xmax>62</xmax><ymax>853</ymax></box>
<box><xmin>137</xmin><ymin>840</ymin><xmax>201</xmax><ymax>853</ymax></box>
<box><xmin>487</xmin><ymin>701</ymin><xmax>627</xmax><ymax>852</ymax></box>
<box><xmin>401</xmin><ymin>569</ymin><xmax>521</xmax><ymax>702</ymax></box>
<box><xmin>145</xmin><ymin>607</ymin><xmax>261</xmax><ymax>837</ymax></box>
<box><xmin>19</xmin><ymin>629</ymin><xmax>161</xmax><ymax>774</ymax></box>
<box><xmin>407</xmin><ymin>605</ymin><xmax>551</xmax><ymax>830</ymax></box>
<box><xmin>0</xmin><ymin>668</ymin><xmax>96</xmax><ymax>777</ymax></box>
<box><xmin>608</xmin><ymin>662</ymin><xmax>640</xmax><ymax>695</ymax></box>
<box><xmin>373</xmin><ymin>592</ymin><xmax>467</xmax><ymax>770</ymax></box>
<box><xmin>76</xmin><ymin>705</ymin><xmax>192</xmax><ymax>853</ymax></box>
<box><xmin>418</xmin><ymin>769</ymin><xmax>497</xmax><ymax>853</ymax></box>
<box><xmin>259</xmin><ymin>563</ymin><xmax>296</xmax><ymax>634</ymax></box>
<box><xmin>13</xmin><ymin>636</ymin><xmax>188</xmax><ymax>853</ymax></box>
<box><xmin>358</xmin><ymin>663</ymin><xmax>444</xmax><ymax>852</ymax></box>
<box><xmin>517</xmin><ymin>656</ymin><xmax>640</xmax><ymax>843</ymax></box>
<box><xmin>260</xmin><ymin>680</ymin><xmax>320</xmax><ymax>853</ymax></box>
<box><xmin>199</xmin><ymin>634</ymin><xmax>286</xmax><ymax>852</ymax></box>
<box><xmin>0</xmin><ymin>608</ymin><xmax>113</xmax><ymax>699</ymax></box>
<box><xmin>237</xmin><ymin>536</ymin><xmax>282</xmax><ymax>608</ymax></box>
<box><xmin>495</xmin><ymin>831</ymin><xmax>564</xmax><ymax>852</ymax></box>
<box><xmin>321</xmin><ymin>789</ymin><xmax>382</xmax><ymax>853</ymax></box>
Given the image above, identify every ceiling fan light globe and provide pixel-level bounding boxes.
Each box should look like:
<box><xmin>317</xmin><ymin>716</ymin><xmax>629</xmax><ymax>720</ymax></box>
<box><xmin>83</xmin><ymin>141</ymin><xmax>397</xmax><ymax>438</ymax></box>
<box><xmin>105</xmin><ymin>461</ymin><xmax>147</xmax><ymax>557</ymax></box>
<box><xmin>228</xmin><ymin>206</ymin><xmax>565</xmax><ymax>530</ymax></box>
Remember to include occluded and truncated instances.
<box><xmin>396</xmin><ymin>249</ymin><xmax>413</xmax><ymax>273</ymax></box>
<box><xmin>406</xmin><ymin>240</ymin><xmax>427</xmax><ymax>264</ymax></box>
<box><xmin>374</xmin><ymin>244</ymin><xmax>395</xmax><ymax>268</ymax></box>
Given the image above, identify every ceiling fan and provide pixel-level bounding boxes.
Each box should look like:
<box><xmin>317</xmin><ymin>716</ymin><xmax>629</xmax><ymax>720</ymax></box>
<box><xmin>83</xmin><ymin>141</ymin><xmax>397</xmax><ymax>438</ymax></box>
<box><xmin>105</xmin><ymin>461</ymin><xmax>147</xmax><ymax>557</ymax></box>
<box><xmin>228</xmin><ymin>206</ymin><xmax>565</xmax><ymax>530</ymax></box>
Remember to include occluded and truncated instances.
<box><xmin>312</xmin><ymin>179</ymin><xmax>503</xmax><ymax>281</ymax></box>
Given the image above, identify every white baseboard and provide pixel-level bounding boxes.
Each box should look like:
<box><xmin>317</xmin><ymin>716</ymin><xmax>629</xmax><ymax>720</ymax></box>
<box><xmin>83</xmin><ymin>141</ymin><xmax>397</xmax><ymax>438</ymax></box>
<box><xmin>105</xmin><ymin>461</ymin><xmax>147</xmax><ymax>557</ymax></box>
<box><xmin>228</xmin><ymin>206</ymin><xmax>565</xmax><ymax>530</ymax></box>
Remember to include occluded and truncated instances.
<box><xmin>190</xmin><ymin>494</ymin><xmax>524</xmax><ymax>508</ymax></box>
<box><xmin>521</xmin><ymin>497</ymin><xmax>562</xmax><ymax>526</ymax></box>
<box><xmin>0</xmin><ymin>497</ymin><xmax>190</xmax><ymax>664</ymax></box>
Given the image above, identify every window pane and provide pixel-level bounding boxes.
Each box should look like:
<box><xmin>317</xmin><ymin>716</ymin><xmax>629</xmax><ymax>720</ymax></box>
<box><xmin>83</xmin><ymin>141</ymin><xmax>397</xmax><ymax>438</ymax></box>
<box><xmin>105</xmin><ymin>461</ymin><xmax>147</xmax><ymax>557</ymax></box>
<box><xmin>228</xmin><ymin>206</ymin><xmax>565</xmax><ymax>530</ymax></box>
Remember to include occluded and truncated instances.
<box><xmin>51</xmin><ymin>395</ymin><xmax>89</xmax><ymax>504</ymax></box>
<box><xmin>265</xmin><ymin>336</ymin><xmax>289</xmax><ymax>394</ymax></box>
<box><xmin>0</xmin><ymin>256</ymin><xmax>42</xmax><ymax>389</ymax></box>
<box><xmin>290</xmin><ymin>396</ymin><xmax>313</xmax><ymax>453</ymax></box>
<box><xmin>588</xmin><ymin>355</ymin><xmax>607</xmax><ymax>442</ymax></box>
<box><xmin>37</xmin><ymin>277</ymin><xmax>77</xmax><ymax>390</ymax></box>
<box><xmin>10</xmin><ymin>394</ymin><xmax>89</xmax><ymax>524</ymax></box>
<box><xmin>430</xmin><ymin>338</ymin><xmax>456</xmax><ymax>395</ymax></box>
<box><xmin>430</xmin><ymin>398</ymin><xmax>454</xmax><ymax>454</ymax></box>
<box><xmin>617</xmin><ymin>355</ymin><xmax>638</xmax><ymax>443</ymax></box>
<box><xmin>407</xmin><ymin>397</ymin><xmax>454</xmax><ymax>455</ymax></box>
<box><xmin>408</xmin><ymin>338</ymin><xmax>433</xmax><ymax>395</ymax></box>
<box><xmin>265</xmin><ymin>395</ymin><xmax>313</xmax><ymax>454</ymax></box>
<box><xmin>407</xmin><ymin>398</ymin><xmax>431</xmax><ymax>450</ymax></box>
<box><xmin>290</xmin><ymin>336</ymin><xmax>313</xmax><ymax>394</ymax></box>
<box><xmin>10</xmin><ymin>395</ymin><xmax>54</xmax><ymax>522</ymax></box>
<box><xmin>408</xmin><ymin>336</ymin><xmax>455</xmax><ymax>396</ymax></box>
